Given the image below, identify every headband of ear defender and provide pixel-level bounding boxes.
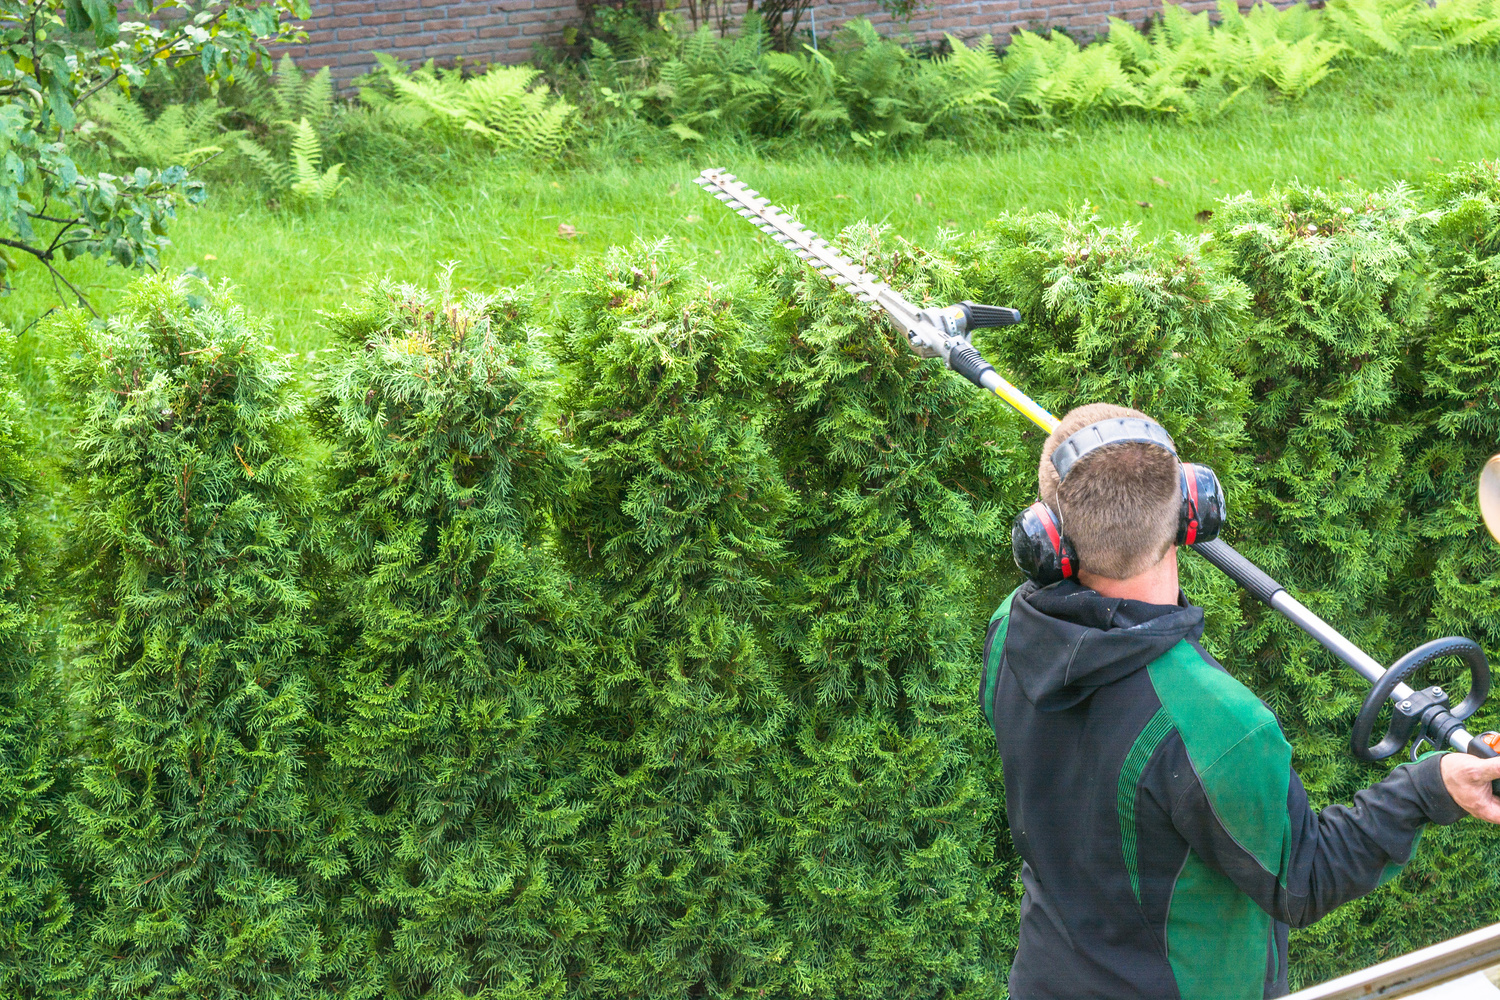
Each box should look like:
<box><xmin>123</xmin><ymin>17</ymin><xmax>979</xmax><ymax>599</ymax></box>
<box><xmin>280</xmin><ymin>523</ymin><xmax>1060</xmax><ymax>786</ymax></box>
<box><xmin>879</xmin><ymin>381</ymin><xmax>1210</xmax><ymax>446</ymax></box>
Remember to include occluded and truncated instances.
<box><xmin>1049</xmin><ymin>416</ymin><xmax>1178</xmax><ymax>483</ymax></box>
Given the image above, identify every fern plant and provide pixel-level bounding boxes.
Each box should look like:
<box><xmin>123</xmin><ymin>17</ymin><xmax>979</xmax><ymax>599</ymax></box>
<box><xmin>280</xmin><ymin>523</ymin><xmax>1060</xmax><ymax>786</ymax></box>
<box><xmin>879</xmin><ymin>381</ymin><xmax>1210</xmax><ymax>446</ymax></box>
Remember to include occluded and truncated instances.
<box><xmin>236</xmin><ymin>118</ymin><xmax>347</xmax><ymax>207</ymax></box>
<box><xmin>1209</xmin><ymin>2</ymin><xmax>1345</xmax><ymax>98</ymax></box>
<box><xmin>88</xmin><ymin>91</ymin><xmax>234</xmax><ymax>171</ymax></box>
<box><xmin>361</xmin><ymin>55</ymin><xmax>575</xmax><ymax>159</ymax></box>
<box><xmin>925</xmin><ymin>34</ymin><xmax>1041</xmax><ymax>127</ymax></box>
<box><xmin>229</xmin><ymin>53</ymin><xmax>337</xmax><ymax>139</ymax></box>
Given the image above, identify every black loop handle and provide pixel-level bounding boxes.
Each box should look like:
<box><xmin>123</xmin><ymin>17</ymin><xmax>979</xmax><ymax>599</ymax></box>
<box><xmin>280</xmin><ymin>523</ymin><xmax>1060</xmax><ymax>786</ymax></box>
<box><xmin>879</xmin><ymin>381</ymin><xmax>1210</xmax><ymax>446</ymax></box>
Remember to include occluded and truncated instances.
<box><xmin>1351</xmin><ymin>637</ymin><xmax>1489</xmax><ymax>762</ymax></box>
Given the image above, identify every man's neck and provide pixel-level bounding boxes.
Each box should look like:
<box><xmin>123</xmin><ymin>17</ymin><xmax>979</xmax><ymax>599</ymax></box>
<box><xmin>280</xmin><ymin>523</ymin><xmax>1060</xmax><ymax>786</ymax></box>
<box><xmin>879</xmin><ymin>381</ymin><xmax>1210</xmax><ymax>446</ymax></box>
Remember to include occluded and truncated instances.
<box><xmin>1076</xmin><ymin>547</ymin><xmax>1180</xmax><ymax>605</ymax></box>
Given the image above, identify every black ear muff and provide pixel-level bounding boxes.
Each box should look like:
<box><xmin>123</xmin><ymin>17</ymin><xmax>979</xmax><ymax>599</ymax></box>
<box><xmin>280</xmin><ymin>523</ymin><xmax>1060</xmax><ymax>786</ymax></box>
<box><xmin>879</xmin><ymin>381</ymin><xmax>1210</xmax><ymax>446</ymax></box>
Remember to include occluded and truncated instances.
<box><xmin>1012</xmin><ymin>501</ymin><xmax>1077</xmax><ymax>585</ymax></box>
<box><xmin>1177</xmin><ymin>462</ymin><xmax>1226</xmax><ymax>546</ymax></box>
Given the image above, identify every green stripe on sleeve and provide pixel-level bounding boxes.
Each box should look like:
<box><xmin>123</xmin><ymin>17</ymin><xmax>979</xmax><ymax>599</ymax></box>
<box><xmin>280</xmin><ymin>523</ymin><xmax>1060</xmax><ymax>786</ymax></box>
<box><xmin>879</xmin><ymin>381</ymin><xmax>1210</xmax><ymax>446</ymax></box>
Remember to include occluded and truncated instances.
<box><xmin>1118</xmin><ymin>706</ymin><xmax>1175</xmax><ymax>904</ymax></box>
<box><xmin>1147</xmin><ymin>640</ymin><xmax>1293</xmax><ymax>879</ymax></box>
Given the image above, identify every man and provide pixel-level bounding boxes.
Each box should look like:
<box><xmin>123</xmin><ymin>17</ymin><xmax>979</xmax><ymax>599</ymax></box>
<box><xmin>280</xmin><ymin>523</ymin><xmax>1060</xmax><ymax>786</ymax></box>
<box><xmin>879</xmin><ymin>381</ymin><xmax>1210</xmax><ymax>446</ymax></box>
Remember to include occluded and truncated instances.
<box><xmin>980</xmin><ymin>402</ymin><xmax>1500</xmax><ymax>1000</ymax></box>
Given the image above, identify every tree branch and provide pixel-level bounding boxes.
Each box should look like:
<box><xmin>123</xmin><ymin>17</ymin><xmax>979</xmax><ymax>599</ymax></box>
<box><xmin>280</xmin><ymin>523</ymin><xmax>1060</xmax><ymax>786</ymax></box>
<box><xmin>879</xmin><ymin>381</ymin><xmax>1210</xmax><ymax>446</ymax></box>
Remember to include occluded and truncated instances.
<box><xmin>44</xmin><ymin>258</ymin><xmax>96</xmax><ymax>316</ymax></box>
<box><xmin>72</xmin><ymin>11</ymin><xmax>232</xmax><ymax>111</ymax></box>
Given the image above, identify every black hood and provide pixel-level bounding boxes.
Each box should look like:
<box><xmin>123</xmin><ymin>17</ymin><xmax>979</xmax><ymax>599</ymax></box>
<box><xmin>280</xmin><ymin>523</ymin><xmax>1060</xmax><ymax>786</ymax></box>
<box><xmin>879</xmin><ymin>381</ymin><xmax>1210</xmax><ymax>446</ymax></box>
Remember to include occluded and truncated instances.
<box><xmin>1003</xmin><ymin>579</ymin><xmax>1205</xmax><ymax>711</ymax></box>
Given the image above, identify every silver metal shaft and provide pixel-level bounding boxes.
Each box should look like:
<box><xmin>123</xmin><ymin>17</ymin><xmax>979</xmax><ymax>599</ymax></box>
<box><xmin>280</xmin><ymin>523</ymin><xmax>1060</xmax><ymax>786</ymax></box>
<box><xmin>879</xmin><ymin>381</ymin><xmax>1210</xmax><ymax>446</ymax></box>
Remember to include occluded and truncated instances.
<box><xmin>1270</xmin><ymin>590</ymin><xmax>1473</xmax><ymax>752</ymax></box>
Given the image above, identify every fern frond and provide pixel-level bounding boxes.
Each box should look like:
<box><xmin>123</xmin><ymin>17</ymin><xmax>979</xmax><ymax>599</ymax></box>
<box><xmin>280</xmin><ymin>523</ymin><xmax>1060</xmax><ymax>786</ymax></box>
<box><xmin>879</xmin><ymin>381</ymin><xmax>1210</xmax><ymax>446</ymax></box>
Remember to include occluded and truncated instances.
<box><xmin>272</xmin><ymin>53</ymin><xmax>302</xmax><ymax>119</ymax></box>
<box><xmin>288</xmin><ymin>117</ymin><xmax>323</xmax><ymax>172</ymax></box>
<box><xmin>235</xmin><ymin>136</ymin><xmax>292</xmax><ymax>191</ymax></box>
<box><xmin>91</xmin><ymin>92</ymin><xmax>231</xmax><ymax>170</ymax></box>
<box><xmin>301</xmin><ymin>67</ymin><xmax>336</xmax><ymax>129</ymax></box>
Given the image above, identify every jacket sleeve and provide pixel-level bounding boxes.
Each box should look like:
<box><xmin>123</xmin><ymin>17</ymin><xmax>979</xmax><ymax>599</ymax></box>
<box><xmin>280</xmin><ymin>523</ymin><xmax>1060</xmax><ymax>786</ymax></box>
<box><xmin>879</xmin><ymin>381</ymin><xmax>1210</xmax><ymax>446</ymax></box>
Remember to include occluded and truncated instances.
<box><xmin>1159</xmin><ymin>736</ymin><xmax>1466</xmax><ymax>929</ymax></box>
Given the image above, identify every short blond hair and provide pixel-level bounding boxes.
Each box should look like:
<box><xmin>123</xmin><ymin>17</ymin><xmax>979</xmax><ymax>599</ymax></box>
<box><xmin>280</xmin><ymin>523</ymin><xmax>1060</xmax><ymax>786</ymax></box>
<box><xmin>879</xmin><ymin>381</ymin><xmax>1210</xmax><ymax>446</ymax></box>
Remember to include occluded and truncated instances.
<box><xmin>1039</xmin><ymin>403</ymin><xmax>1181</xmax><ymax>580</ymax></box>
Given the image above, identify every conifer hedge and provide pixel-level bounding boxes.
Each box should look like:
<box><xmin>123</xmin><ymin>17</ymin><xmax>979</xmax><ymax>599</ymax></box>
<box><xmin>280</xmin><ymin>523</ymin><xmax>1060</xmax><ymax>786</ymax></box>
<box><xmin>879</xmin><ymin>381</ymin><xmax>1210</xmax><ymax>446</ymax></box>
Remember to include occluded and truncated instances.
<box><xmin>0</xmin><ymin>332</ymin><xmax>72</xmax><ymax>997</ymax></box>
<box><xmin>56</xmin><ymin>276</ymin><xmax>321</xmax><ymax>998</ymax></box>
<box><xmin>308</xmin><ymin>277</ymin><xmax>593</xmax><ymax>997</ymax></box>
<box><xmin>8</xmin><ymin>167</ymin><xmax>1500</xmax><ymax>996</ymax></box>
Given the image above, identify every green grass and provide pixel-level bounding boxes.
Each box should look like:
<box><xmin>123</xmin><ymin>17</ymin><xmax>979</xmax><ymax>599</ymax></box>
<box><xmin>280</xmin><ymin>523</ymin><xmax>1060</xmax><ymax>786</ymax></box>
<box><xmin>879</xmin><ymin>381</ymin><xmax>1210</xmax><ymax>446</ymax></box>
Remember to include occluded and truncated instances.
<box><xmin>6</xmin><ymin>52</ymin><xmax>1500</xmax><ymax>355</ymax></box>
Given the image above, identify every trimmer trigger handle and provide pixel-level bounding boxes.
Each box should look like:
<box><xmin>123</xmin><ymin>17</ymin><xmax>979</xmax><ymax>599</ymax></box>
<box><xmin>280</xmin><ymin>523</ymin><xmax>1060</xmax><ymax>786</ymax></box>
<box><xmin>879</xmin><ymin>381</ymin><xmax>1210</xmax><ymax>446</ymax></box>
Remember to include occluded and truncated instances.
<box><xmin>960</xmin><ymin>302</ymin><xmax>1022</xmax><ymax>329</ymax></box>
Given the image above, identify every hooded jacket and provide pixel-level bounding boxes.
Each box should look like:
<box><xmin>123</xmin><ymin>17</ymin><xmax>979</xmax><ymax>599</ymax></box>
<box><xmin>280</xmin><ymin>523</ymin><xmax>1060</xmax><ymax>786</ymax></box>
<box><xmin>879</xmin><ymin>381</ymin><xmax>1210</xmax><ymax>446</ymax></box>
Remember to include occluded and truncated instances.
<box><xmin>979</xmin><ymin>580</ymin><xmax>1466</xmax><ymax>1000</ymax></box>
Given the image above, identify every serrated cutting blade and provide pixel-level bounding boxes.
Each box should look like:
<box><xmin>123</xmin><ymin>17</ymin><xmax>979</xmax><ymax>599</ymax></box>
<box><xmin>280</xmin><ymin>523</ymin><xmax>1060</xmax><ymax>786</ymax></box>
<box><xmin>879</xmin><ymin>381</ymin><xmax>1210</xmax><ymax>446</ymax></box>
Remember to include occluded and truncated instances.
<box><xmin>694</xmin><ymin>167</ymin><xmax>924</xmax><ymax>333</ymax></box>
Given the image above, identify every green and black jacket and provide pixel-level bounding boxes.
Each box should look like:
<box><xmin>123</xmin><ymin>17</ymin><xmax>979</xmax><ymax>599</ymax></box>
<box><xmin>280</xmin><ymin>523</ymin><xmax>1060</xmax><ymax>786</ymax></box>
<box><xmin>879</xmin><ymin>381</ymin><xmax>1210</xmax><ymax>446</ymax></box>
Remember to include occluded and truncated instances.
<box><xmin>980</xmin><ymin>580</ymin><xmax>1465</xmax><ymax>1000</ymax></box>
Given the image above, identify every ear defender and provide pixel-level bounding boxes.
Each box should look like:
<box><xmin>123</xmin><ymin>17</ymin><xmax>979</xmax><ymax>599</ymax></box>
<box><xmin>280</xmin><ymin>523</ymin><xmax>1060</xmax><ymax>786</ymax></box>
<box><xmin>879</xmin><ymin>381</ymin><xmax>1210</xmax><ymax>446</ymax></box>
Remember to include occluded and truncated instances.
<box><xmin>1177</xmin><ymin>462</ymin><xmax>1225</xmax><ymax>546</ymax></box>
<box><xmin>1010</xmin><ymin>418</ymin><xmax>1227</xmax><ymax>584</ymax></box>
<box><xmin>1012</xmin><ymin>501</ymin><xmax>1077</xmax><ymax>585</ymax></box>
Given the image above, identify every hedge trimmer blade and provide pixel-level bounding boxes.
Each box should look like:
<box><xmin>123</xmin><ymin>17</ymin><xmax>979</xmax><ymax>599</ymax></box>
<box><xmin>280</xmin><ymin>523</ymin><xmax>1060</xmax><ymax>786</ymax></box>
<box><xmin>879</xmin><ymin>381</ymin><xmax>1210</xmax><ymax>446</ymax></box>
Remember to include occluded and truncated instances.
<box><xmin>693</xmin><ymin>167</ymin><xmax>918</xmax><ymax>325</ymax></box>
<box><xmin>694</xmin><ymin>167</ymin><xmax>1055</xmax><ymax>432</ymax></box>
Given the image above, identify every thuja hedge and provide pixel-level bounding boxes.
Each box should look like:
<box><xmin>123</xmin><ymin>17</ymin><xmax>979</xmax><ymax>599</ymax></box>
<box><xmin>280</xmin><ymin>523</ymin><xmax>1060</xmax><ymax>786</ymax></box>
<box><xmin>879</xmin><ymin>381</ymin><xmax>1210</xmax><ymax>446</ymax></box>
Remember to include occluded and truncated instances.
<box><xmin>6</xmin><ymin>163</ymin><xmax>1500</xmax><ymax>996</ymax></box>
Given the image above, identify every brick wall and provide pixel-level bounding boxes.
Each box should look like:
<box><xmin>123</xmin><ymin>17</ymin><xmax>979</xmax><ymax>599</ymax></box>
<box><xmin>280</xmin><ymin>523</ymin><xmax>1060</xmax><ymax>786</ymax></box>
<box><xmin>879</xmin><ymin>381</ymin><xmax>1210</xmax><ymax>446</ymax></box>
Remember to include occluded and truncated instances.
<box><xmin>276</xmin><ymin>0</ymin><xmax>1213</xmax><ymax>88</ymax></box>
<box><xmin>274</xmin><ymin>1</ymin><xmax>585</xmax><ymax>85</ymax></box>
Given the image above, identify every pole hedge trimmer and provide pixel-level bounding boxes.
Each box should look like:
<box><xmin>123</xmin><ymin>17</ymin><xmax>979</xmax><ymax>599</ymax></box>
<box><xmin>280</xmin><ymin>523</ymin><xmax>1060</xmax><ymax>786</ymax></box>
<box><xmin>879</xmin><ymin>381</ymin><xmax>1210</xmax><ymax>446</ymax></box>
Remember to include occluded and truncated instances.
<box><xmin>695</xmin><ymin>166</ymin><xmax>1500</xmax><ymax>778</ymax></box>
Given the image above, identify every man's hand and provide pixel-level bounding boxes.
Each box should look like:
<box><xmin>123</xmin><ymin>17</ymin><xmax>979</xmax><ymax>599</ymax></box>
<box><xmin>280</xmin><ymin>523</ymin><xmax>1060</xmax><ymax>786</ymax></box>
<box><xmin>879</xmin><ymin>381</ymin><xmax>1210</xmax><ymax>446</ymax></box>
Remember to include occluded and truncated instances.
<box><xmin>1440</xmin><ymin>753</ymin><xmax>1500</xmax><ymax>823</ymax></box>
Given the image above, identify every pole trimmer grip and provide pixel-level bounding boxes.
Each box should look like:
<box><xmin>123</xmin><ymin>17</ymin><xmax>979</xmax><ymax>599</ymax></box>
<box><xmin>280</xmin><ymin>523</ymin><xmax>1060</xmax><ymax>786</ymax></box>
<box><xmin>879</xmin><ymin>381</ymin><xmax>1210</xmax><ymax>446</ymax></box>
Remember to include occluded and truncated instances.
<box><xmin>1466</xmin><ymin>731</ymin><xmax>1500</xmax><ymax>798</ymax></box>
<box><xmin>1189</xmin><ymin>538</ymin><xmax>1284</xmax><ymax>606</ymax></box>
<box><xmin>960</xmin><ymin>302</ymin><xmax>1022</xmax><ymax>329</ymax></box>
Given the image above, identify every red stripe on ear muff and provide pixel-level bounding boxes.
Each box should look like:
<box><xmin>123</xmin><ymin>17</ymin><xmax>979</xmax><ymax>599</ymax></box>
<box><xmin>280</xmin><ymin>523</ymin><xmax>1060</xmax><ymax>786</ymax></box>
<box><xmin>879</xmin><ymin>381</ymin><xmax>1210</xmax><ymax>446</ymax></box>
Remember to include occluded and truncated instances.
<box><xmin>1037</xmin><ymin>505</ymin><xmax>1071</xmax><ymax>578</ymax></box>
<box><xmin>1183</xmin><ymin>463</ymin><xmax>1201</xmax><ymax>545</ymax></box>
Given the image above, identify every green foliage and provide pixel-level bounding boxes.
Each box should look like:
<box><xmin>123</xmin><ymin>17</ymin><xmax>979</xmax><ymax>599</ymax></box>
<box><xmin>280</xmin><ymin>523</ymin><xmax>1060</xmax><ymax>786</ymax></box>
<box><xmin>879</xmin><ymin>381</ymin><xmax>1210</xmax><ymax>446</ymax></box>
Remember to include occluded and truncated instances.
<box><xmin>54</xmin><ymin>274</ymin><xmax>323</xmax><ymax>999</ymax></box>
<box><xmin>87</xmin><ymin>91</ymin><xmax>234</xmax><ymax>171</ymax></box>
<box><xmin>0</xmin><ymin>0</ymin><xmax>306</xmax><ymax>300</ymax></box>
<box><xmin>755</xmin><ymin>223</ymin><xmax>1025</xmax><ymax>996</ymax></box>
<box><xmin>560</xmin><ymin>0</ymin><xmax>1500</xmax><ymax>153</ymax></box>
<box><xmin>0</xmin><ymin>329</ymin><xmax>72</xmax><ymax>997</ymax></box>
<box><xmin>1419</xmin><ymin>161</ymin><xmax>1500</xmax><ymax>649</ymax></box>
<box><xmin>230</xmin><ymin>53</ymin><xmax>338</xmax><ymax>139</ymax></box>
<box><xmin>361</xmin><ymin>54</ymin><xmax>576</xmax><ymax>159</ymax></box>
<box><xmin>310</xmin><ymin>274</ymin><xmax>593</xmax><ymax>997</ymax></box>
<box><xmin>553</xmin><ymin>241</ymin><xmax>795</xmax><ymax>995</ymax></box>
<box><xmin>1198</xmin><ymin>180</ymin><xmax>1500</xmax><ymax>986</ymax></box>
<box><xmin>8</xmin><ymin>141</ymin><xmax>1500</xmax><ymax>997</ymax></box>
<box><xmin>237</xmin><ymin>118</ymin><xmax>348</xmax><ymax>207</ymax></box>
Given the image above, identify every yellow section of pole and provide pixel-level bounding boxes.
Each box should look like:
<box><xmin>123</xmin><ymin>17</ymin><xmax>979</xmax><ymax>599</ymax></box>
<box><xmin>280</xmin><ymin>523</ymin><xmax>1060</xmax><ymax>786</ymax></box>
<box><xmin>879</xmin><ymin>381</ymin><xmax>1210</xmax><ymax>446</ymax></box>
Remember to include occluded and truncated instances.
<box><xmin>990</xmin><ymin>374</ymin><xmax>1059</xmax><ymax>434</ymax></box>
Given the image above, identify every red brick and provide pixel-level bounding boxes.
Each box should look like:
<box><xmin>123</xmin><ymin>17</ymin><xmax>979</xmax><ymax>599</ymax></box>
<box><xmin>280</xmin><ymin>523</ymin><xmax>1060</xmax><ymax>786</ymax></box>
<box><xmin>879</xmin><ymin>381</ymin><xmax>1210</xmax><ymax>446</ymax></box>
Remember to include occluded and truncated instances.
<box><xmin>334</xmin><ymin>25</ymin><xmax>381</xmax><ymax>40</ymax></box>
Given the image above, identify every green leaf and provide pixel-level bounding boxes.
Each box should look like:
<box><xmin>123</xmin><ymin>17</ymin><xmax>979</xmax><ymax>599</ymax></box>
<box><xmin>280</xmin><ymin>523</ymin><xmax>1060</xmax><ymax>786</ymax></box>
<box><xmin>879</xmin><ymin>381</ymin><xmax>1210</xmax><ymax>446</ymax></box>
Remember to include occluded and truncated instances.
<box><xmin>63</xmin><ymin>0</ymin><xmax>89</xmax><ymax>34</ymax></box>
<box><xmin>82</xmin><ymin>0</ymin><xmax>119</xmax><ymax>45</ymax></box>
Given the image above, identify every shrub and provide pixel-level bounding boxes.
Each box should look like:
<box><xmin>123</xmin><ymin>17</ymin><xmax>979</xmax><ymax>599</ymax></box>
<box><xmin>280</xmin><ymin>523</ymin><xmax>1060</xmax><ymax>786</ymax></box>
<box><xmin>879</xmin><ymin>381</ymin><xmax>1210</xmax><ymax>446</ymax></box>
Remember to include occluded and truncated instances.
<box><xmin>54</xmin><ymin>274</ymin><xmax>322</xmax><ymax>998</ymax></box>
<box><xmin>552</xmin><ymin>241</ymin><xmax>795</xmax><ymax>996</ymax></box>
<box><xmin>1211</xmin><ymin>184</ymin><xmax>1433</xmax><ymax>743</ymax></box>
<box><xmin>1415</xmin><ymin>160</ymin><xmax>1500</xmax><ymax>650</ymax></box>
<box><xmin>755</xmin><ymin>224</ymin><xmax>1025</xmax><ymax>997</ymax></box>
<box><xmin>1203</xmin><ymin>180</ymin><xmax>1500</xmax><ymax>985</ymax></box>
<box><xmin>0</xmin><ymin>331</ymin><xmax>73</xmax><ymax>996</ymax></box>
<box><xmin>308</xmin><ymin>275</ymin><xmax>594</xmax><ymax>996</ymax></box>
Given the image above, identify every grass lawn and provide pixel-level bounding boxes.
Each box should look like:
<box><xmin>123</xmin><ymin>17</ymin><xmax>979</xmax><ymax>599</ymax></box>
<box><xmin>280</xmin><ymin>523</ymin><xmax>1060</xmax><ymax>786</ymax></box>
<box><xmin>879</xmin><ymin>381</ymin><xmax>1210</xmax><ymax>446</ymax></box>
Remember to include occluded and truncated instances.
<box><xmin>5</xmin><ymin>52</ymin><xmax>1499</xmax><ymax>355</ymax></box>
